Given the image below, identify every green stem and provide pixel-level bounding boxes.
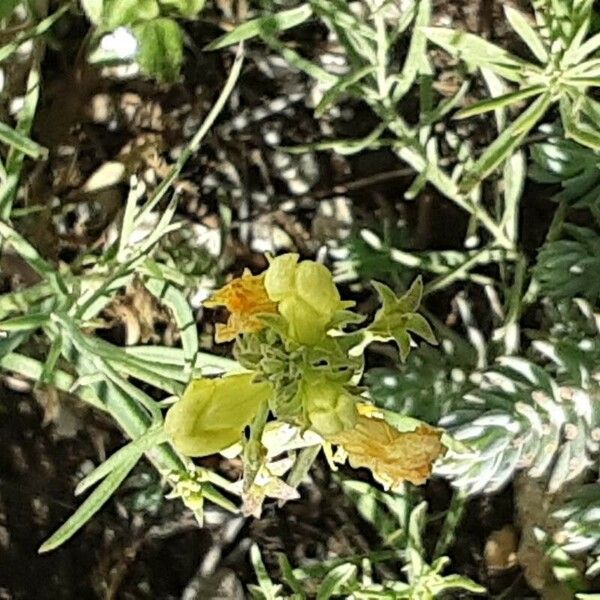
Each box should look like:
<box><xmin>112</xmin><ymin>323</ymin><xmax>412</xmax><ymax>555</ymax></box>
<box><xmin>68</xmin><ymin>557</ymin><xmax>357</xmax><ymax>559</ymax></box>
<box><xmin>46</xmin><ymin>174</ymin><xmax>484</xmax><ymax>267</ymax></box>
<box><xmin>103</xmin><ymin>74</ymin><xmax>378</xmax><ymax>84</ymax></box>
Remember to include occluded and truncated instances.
<box><xmin>502</xmin><ymin>256</ymin><xmax>528</xmax><ymax>355</ymax></box>
<box><xmin>422</xmin><ymin>246</ymin><xmax>514</xmax><ymax>296</ymax></box>
<box><xmin>284</xmin><ymin>443</ymin><xmax>321</xmax><ymax>495</ymax></box>
<box><xmin>433</xmin><ymin>490</ymin><xmax>468</xmax><ymax>559</ymax></box>
<box><xmin>243</xmin><ymin>397</ymin><xmax>270</xmax><ymax>494</ymax></box>
<box><xmin>522</xmin><ymin>198</ymin><xmax>568</xmax><ymax>306</ymax></box>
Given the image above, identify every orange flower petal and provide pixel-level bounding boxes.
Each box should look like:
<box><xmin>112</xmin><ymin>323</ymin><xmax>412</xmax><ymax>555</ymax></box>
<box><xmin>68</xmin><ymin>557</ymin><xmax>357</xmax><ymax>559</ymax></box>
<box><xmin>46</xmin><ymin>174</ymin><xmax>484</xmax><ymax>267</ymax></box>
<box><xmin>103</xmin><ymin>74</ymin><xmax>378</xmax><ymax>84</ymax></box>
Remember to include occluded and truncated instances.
<box><xmin>205</xmin><ymin>271</ymin><xmax>277</xmax><ymax>342</ymax></box>
<box><xmin>332</xmin><ymin>415</ymin><xmax>445</xmax><ymax>488</ymax></box>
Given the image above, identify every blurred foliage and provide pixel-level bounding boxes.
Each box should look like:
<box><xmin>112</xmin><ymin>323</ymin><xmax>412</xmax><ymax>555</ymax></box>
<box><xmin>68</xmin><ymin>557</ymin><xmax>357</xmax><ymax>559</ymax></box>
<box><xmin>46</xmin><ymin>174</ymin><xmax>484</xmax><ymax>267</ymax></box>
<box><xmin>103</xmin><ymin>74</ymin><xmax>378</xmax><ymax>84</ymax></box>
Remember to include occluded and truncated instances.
<box><xmin>534</xmin><ymin>225</ymin><xmax>600</xmax><ymax>301</ymax></box>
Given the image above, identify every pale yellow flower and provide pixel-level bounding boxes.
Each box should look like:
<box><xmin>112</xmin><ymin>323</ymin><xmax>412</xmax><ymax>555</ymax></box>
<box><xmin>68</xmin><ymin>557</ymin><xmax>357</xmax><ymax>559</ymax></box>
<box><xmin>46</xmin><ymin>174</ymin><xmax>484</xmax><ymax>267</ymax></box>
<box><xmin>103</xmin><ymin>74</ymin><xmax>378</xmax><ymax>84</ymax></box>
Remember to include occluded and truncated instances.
<box><xmin>165</xmin><ymin>374</ymin><xmax>271</xmax><ymax>457</ymax></box>
<box><xmin>204</xmin><ymin>270</ymin><xmax>278</xmax><ymax>343</ymax></box>
<box><xmin>331</xmin><ymin>410</ymin><xmax>445</xmax><ymax>488</ymax></box>
<box><xmin>264</xmin><ymin>253</ymin><xmax>347</xmax><ymax>345</ymax></box>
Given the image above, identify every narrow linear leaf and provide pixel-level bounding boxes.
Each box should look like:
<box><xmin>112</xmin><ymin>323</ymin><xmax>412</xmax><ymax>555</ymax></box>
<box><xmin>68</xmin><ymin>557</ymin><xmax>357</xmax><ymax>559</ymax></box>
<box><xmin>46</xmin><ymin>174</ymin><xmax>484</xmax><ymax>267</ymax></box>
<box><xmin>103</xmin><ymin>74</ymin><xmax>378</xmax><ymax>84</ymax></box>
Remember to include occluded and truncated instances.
<box><xmin>0</xmin><ymin>312</ymin><xmax>49</xmax><ymax>331</ymax></box>
<box><xmin>315</xmin><ymin>66</ymin><xmax>374</xmax><ymax>116</ymax></box>
<box><xmin>40</xmin><ymin>333</ymin><xmax>63</xmax><ymax>384</ymax></box>
<box><xmin>454</xmin><ymin>85</ymin><xmax>545</xmax><ymax>120</ymax></box>
<box><xmin>277</xmin><ymin>553</ymin><xmax>306</xmax><ymax>598</ymax></box>
<box><xmin>1</xmin><ymin>61</ymin><xmax>41</xmax><ymax>218</ymax></box>
<box><xmin>0</xmin><ymin>121</ymin><xmax>47</xmax><ymax>159</ymax></box>
<box><xmin>461</xmin><ymin>92</ymin><xmax>551</xmax><ymax>190</ymax></box>
<box><xmin>262</xmin><ymin>34</ymin><xmax>337</xmax><ymax>85</ymax></box>
<box><xmin>421</xmin><ymin>26</ymin><xmax>535</xmax><ymax>82</ymax></box>
<box><xmin>504</xmin><ymin>6</ymin><xmax>548</xmax><ymax>63</ymax></box>
<box><xmin>144</xmin><ymin>278</ymin><xmax>198</xmax><ymax>367</ymax></box>
<box><xmin>565</xmin><ymin>30</ymin><xmax>600</xmax><ymax>66</ymax></box>
<box><xmin>395</xmin><ymin>0</ymin><xmax>432</xmax><ymax>100</ymax></box>
<box><xmin>561</xmin><ymin>96</ymin><xmax>600</xmax><ymax>149</ymax></box>
<box><xmin>250</xmin><ymin>543</ymin><xmax>281</xmax><ymax>597</ymax></box>
<box><xmin>502</xmin><ymin>150</ymin><xmax>526</xmax><ymax>241</ymax></box>
<box><xmin>39</xmin><ymin>453</ymin><xmax>139</xmax><ymax>553</ymax></box>
<box><xmin>131</xmin><ymin>46</ymin><xmax>244</xmax><ymax>226</ymax></box>
<box><xmin>75</xmin><ymin>427</ymin><xmax>166</xmax><ymax>496</ymax></box>
<box><xmin>0</xmin><ymin>4</ymin><xmax>70</xmax><ymax>63</ymax></box>
<box><xmin>316</xmin><ymin>563</ymin><xmax>357</xmax><ymax>600</ymax></box>
<box><xmin>205</xmin><ymin>4</ymin><xmax>312</xmax><ymax>50</ymax></box>
<box><xmin>0</xmin><ymin>222</ymin><xmax>66</xmax><ymax>294</ymax></box>
<box><xmin>0</xmin><ymin>351</ymin><xmax>105</xmax><ymax>411</ymax></box>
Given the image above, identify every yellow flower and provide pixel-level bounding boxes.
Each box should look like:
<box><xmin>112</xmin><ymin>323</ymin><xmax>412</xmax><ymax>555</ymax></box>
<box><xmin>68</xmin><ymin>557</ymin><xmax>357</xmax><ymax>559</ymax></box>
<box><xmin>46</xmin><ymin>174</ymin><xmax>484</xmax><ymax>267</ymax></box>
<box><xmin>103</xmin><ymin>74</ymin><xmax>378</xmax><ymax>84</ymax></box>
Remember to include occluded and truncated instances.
<box><xmin>331</xmin><ymin>410</ymin><xmax>445</xmax><ymax>488</ymax></box>
<box><xmin>165</xmin><ymin>373</ymin><xmax>271</xmax><ymax>457</ymax></box>
<box><xmin>264</xmin><ymin>253</ymin><xmax>346</xmax><ymax>345</ymax></box>
<box><xmin>204</xmin><ymin>270</ymin><xmax>278</xmax><ymax>343</ymax></box>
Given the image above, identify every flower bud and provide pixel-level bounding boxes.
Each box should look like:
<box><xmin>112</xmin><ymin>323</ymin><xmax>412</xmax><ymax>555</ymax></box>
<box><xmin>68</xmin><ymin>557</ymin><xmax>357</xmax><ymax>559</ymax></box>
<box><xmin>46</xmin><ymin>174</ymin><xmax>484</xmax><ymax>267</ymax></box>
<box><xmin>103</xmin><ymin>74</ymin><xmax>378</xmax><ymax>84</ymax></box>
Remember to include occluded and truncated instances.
<box><xmin>264</xmin><ymin>254</ymin><xmax>343</xmax><ymax>345</ymax></box>
<box><xmin>165</xmin><ymin>373</ymin><xmax>271</xmax><ymax>457</ymax></box>
<box><xmin>302</xmin><ymin>376</ymin><xmax>357</xmax><ymax>437</ymax></box>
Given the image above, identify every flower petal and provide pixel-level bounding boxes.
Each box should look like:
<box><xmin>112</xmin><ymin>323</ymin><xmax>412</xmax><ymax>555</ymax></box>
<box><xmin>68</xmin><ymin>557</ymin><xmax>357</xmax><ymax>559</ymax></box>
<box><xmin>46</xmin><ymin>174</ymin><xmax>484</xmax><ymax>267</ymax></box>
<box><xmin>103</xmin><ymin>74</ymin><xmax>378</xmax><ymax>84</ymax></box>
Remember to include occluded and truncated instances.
<box><xmin>332</xmin><ymin>415</ymin><xmax>445</xmax><ymax>488</ymax></box>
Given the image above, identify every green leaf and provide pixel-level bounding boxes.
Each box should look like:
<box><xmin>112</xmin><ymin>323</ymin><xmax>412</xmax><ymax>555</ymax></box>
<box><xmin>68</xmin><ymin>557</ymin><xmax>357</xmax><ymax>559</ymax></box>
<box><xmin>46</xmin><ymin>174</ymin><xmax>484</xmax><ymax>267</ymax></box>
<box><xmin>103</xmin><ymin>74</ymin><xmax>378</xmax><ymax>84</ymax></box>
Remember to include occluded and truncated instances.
<box><xmin>394</xmin><ymin>0</ymin><xmax>432</xmax><ymax>101</ymax></box>
<box><xmin>102</xmin><ymin>0</ymin><xmax>159</xmax><ymax>30</ymax></box>
<box><xmin>0</xmin><ymin>221</ymin><xmax>67</xmax><ymax>295</ymax></box>
<box><xmin>205</xmin><ymin>4</ymin><xmax>313</xmax><ymax>50</ymax></box>
<box><xmin>0</xmin><ymin>4</ymin><xmax>70</xmax><ymax>64</ymax></box>
<box><xmin>0</xmin><ymin>120</ymin><xmax>47</xmax><ymax>159</ymax></box>
<box><xmin>454</xmin><ymin>85</ymin><xmax>545</xmax><ymax>120</ymax></box>
<box><xmin>40</xmin><ymin>333</ymin><xmax>63</xmax><ymax>384</ymax></box>
<box><xmin>39</xmin><ymin>452</ymin><xmax>139</xmax><ymax>552</ymax></box>
<box><xmin>277</xmin><ymin>553</ymin><xmax>306</xmax><ymax>598</ymax></box>
<box><xmin>504</xmin><ymin>6</ymin><xmax>548</xmax><ymax>63</ymax></box>
<box><xmin>561</xmin><ymin>96</ymin><xmax>600</xmax><ymax>150</ymax></box>
<box><xmin>134</xmin><ymin>18</ymin><xmax>183</xmax><ymax>83</ymax></box>
<box><xmin>159</xmin><ymin>0</ymin><xmax>205</xmax><ymax>18</ymax></box>
<box><xmin>263</xmin><ymin>34</ymin><xmax>337</xmax><ymax>85</ymax></box>
<box><xmin>430</xmin><ymin>574</ymin><xmax>486</xmax><ymax>594</ymax></box>
<box><xmin>404</xmin><ymin>314</ymin><xmax>437</xmax><ymax>345</ymax></box>
<box><xmin>0</xmin><ymin>312</ymin><xmax>48</xmax><ymax>331</ymax></box>
<box><xmin>316</xmin><ymin>563</ymin><xmax>357</xmax><ymax>600</ymax></box>
<box><xmin>1</xmin><ymin>351</ymin><xmax>106</xmax><ymax>411</ymax></box>
<box><xmin>0</xmin><ymin>0</ymin><xmax>19</xmax><ymax>20</ymax></box>
<box><xmin>75</xmin><ymin>426</ymin><xmax>166</xmax><ymax>496</ymax></box>
<box><xmin>315</xmin><ymin>66</ymin><xmax>374</xmax><ymax>116</ymax></box>
<box><xmin>502</xmin><ymin>149</ymin><xmax>526</xmax><ymax>241</ymax></box>
<box><xmin>80</xmin><ymin>0</ymin><xmax>103</xmax><ymax>25</ymax></box>
<box><xmin>422</xmin><ymin>26</ymin><xmax>535</xmax><ymax>82</ymax></box>
<box><xmin>249</xmin><ymin>543</ymin><xmax>283</xmax><ymax>598</ymax></box>
<box><xmin>398</xmin><ymin>276</ymin><xmax>423</xmax><ymax>313</ymax></box>
<box><xmin>565</xmin><ymin>30</ymin><xmax>600</xmax><ymax>66</ymax></box>
<box><xmin>144</xmin><ymin>278</ymin><xmax>198</xmax><ymax>368</ymax></box>
<box><xmin>461</xmin><ymin>92</ymin><xmax>552</xmax><ymax>191</ymax></box>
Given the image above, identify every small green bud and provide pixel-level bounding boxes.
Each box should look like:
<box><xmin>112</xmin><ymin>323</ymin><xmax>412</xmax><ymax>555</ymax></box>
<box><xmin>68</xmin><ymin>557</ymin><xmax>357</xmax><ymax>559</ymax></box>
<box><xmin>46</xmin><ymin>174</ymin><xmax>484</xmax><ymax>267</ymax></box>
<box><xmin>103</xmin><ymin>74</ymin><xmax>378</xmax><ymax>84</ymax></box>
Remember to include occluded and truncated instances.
<box><xmin>302</xmin><ymin>376</ymin><xmax>357</xmax><ymax>437</ymax></box>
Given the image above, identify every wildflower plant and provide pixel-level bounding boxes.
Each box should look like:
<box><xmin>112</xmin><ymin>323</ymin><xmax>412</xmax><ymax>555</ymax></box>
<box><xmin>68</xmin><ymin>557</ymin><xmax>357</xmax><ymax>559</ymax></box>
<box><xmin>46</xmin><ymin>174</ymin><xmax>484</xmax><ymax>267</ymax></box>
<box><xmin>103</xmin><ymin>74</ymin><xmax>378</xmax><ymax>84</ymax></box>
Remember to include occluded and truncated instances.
<box><xmin>2</xmin><ymin>0</ymin><xmax>600</xmax><ymax>596</ymax></box>
<box><xmin>165</xmin><ymin>254</ymin><xmax>444</xmax><ymax>516</ymax></box>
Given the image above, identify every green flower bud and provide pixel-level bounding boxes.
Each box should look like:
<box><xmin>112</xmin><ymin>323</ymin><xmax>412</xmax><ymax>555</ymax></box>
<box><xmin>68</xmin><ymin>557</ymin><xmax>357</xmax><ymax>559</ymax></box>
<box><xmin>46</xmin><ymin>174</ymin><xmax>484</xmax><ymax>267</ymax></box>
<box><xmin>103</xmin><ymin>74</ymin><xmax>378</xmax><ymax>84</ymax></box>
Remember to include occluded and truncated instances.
<box><xmin>165</xmin><ymin>373</ymin><xmax>271</xmax><ymax>457</ymax></box>
<box><xmin>264</xmin><ymin>253</ymin><xmax>299</xmax><ymax>301</ymax></box>
<box><xmin>302</xmin><ymin>376</ymin><xmax>357</xmax><ymax>437</ymax></box>
<box><xmin>264</xmin><ymin>254</ymin><xmax>343</xmax><ymax>345</ymax></box>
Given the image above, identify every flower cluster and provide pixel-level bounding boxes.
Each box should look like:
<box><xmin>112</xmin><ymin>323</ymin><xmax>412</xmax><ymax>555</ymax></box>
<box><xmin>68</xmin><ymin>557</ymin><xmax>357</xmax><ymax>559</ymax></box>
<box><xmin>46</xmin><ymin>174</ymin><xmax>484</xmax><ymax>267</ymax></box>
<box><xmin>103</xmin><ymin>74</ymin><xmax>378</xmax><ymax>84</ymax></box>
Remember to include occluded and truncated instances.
<box><xmin>165</xmin><ymin>253</ymin><xmax>444</xmax><ymax>515</ymax></box>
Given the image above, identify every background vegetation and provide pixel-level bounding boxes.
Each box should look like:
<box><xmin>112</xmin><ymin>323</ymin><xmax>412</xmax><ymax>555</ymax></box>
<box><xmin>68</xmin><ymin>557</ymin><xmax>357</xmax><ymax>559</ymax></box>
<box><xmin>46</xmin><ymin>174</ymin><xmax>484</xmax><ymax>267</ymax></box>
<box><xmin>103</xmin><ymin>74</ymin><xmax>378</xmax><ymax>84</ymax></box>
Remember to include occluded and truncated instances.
<box><xmin>0</xmin><ymin>0</ymin><xmax>599</xmax><ymax>597</ymax></box>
